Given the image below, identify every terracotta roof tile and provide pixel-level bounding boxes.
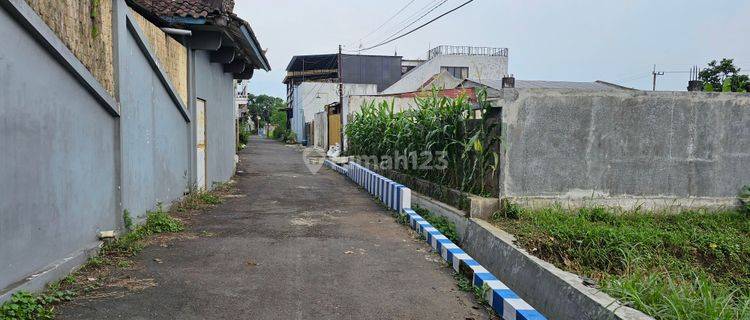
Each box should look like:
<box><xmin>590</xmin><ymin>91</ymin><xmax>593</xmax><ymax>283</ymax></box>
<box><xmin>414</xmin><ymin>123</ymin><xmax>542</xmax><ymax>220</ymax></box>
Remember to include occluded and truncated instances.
<box><xmin>130</xmin><ymin>0</ymin><xmax>235</xmax><ymax>19</ymax></box>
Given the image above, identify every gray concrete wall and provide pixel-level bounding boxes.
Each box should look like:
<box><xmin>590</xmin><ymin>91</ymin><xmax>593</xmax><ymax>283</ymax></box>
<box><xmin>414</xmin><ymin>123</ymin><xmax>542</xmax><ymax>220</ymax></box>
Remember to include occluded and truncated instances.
<box><xmin>496</xmin><ymin>89</ymin><xmax>750</xmax><ymax>210</ymax></box>
<box><xmin>0</xmin><ymin>6</ymin><xmax>118</xmax><ymax>292</ymax></box>
<box><xmin>194</xmin><ymin>50</ymin><xmax>236</xmax><ymax>187</ymax></box>
<box><xmin>119</xmin><ymin>28</ymin><xmax>190</xmax><ymax>219</ymax></box>
<box><xmin>0</xmin><ymin>1</ymin><xmax>240</xmax><ymax>301</ymax></box>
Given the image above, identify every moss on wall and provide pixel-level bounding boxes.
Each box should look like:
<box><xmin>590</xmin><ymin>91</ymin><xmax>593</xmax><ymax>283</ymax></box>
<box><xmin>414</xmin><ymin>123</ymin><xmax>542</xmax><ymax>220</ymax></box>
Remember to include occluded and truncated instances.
<box><xmin>27</xmin><ymin>0</ymin><xmax>115</xmax><ymax>96</ymax></box>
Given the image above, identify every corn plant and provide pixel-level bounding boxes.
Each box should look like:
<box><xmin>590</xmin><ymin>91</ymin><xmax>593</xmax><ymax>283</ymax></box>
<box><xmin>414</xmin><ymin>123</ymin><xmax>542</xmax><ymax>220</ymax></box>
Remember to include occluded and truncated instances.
<box><xmin>345</xmin><ymin>88</ymin><xmax>501</xmax><ymax>196</ymax></box>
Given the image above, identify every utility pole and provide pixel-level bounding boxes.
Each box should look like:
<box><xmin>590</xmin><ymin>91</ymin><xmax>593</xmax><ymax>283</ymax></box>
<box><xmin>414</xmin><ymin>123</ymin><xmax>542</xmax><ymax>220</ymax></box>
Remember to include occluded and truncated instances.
<box><xmin>338</xmin><ymin>44</ymin><xmax>345</xmax><ymax>152</ymax></box>
<box><xmin>652</xmin><ymin>64</ymin><xmax>664</xmax><ymax>91</ymax></box>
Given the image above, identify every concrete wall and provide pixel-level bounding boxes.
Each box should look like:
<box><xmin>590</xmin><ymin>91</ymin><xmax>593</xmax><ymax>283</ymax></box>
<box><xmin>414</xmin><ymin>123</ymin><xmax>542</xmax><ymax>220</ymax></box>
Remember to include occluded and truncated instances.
<box><xmin>0</xmin><ymin>0</ymin><xmax>241</xmax><ymax>301</ymax></box>
<box><xmin>119</xmin><ymin>25</ymin><xmax>190</xmax><ymax>219</ymax></box>
<box><xmin>129</xmin><ymin>8</ymin><xmax>188</xmax><ymax>105</ymax></box>
<box><xmin>27</xmin><ymin>0</ymin><xmax>115</xmax><ymax>96</ymax></box>
<box><xmin>0</xmin><ymin>4</ymin><xmax>118</xmax><ymax>294</ymax></box>
<box><xmin>496</xmin><ymin>89</ymin><xmax>750</xmax><ymax>210</ymax></box>
<box><xmin>383</xmin><ymin>54</ymin><xmax>508</xmax><ymax>94</ymax></box>
<box><xmin>313</xmin><ymin>111</ymin><xmax>327</xmax><ymax>149</ymax></box>
<box><xmin>195</xmin><ymin>50</ymin><xmax>237</xmax><ymax>187</ymax></box>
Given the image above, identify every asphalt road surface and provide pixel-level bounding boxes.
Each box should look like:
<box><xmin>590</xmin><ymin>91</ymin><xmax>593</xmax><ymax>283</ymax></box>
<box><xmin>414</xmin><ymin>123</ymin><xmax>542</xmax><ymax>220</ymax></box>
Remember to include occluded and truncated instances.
<box><xmin>58</xmin><ymin>136</ymin><xmax>489</xmax><ymax>320</ymax></box>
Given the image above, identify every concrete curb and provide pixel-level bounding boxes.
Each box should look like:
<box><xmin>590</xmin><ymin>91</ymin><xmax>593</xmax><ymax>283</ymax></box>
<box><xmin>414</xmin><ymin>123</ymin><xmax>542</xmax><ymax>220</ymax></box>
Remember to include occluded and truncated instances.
<box><xmin>325</xmin><ymin>161</ymin><xmax>547</xmax><ymax>320</ymax></box>
<box><xmin>323</xmin><ymin>159</ymin><xmax>348</xmax><ymax>175</ymax></box>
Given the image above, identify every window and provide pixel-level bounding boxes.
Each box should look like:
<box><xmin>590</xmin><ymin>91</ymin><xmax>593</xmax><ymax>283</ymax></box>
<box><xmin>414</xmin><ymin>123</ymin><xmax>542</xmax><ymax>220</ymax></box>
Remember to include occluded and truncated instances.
<box><xmin>441</xmin><ymin>66</ymin><xmax>469</xmax><ymax>79</ymax></box>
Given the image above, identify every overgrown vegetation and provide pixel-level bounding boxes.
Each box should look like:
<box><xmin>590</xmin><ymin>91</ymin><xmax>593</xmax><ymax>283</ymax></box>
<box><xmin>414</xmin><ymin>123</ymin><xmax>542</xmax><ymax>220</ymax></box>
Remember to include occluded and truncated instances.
<box><xmin>345</xmin><ymin>89</ymin><xmax>501</xmax><ymax>195</ymax></box>
<box><xmin>1</xmin><ymin>184</ymin><xmax>232</xmax><ymax>319</ymax></box>
<box><xmin>490</xmin><ymin>205</ymin><xmax>750</xmax><ymax>320</ymax></box>
<box><xmin>413</xmin><ymin>205</ymin><xmax>459</xmax><ymax>243</ymax></box>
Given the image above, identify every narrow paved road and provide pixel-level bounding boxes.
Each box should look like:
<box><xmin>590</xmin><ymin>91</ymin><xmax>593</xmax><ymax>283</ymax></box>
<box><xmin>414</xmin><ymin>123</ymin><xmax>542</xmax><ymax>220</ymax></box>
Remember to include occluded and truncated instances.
<box><xmin>59</xmin><ymin>136</ymin><xmax>488</xmax><ymax>319</ymax></box>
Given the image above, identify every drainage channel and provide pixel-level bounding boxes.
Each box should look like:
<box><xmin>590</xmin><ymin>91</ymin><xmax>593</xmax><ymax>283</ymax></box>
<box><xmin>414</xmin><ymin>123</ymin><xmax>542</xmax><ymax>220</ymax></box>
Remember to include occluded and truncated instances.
<box><xmin>323</xmin><ymin>160</ymin><xmax>547</xmax><ymax>320</ymax></box>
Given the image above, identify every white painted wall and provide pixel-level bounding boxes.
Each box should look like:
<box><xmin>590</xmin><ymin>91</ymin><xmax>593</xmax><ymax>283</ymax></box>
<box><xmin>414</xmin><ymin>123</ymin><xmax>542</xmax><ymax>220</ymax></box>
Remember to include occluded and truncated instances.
<box><xmin>383</xmin><ymin>54</ymin><xmax>508</xmax><ymax>94</ymax></box>
<box><xmin>291</xmin><ymin>82</ymin><xmax>377</xmax><ymax>142</ymax></box>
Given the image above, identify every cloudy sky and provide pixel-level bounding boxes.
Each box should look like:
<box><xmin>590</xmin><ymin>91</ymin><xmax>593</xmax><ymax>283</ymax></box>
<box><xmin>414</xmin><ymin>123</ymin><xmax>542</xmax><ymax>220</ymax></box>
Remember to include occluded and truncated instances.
<box><xmin>235</xmin><ymin>0</ymin><xmax>750</xmax><ymax>98</ymax></box>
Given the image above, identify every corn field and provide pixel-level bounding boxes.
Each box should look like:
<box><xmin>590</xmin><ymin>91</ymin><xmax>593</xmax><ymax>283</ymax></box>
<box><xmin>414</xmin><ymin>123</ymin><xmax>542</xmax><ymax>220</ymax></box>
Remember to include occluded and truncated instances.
<box><xmin>345</xmin><ymin>89</ymin><xmax>501</xmax><ymax>196</ymax></box>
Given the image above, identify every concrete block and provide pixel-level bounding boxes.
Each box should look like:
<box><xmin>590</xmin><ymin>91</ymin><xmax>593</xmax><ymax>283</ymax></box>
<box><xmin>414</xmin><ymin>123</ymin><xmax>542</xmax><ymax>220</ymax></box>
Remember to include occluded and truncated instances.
<box><xmin>469</xmin><ymin>195</ymin><xmax>499</xmax><ymax>220</ymax></box>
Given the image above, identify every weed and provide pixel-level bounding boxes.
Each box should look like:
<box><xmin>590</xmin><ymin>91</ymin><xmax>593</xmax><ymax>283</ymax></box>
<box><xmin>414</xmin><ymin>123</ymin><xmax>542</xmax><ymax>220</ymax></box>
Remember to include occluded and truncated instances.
<box><xmin>85</xmin><ymin>256</ymin><xmax>106</xmax><ymax>268</ymax></box>
<box><xmin>198</xmin><ymin>193</ymin><xmax>222</xmax><ymax>205</ymax></box>
<box><xmin>491</xmin><ymin>206</ymin><xmax>750</xmax><ymax>320</ymax></box>
<box><xmin>123</xmin><ymin>209</ymin><xmax>133</xmax><ymax>231</ymax></box>
<box><xmin>0</xmin><ymin>283</ymin><xmax>75</xmax><ymax>320</ymax></box>
<box><xmin>171</xmin><ymin>188</ymin><xmax>227</xmax><ymax>213</ymax></box>
<box><xmin>413</xmin><ymin>205</ymin><xmax>459</xmax><ymax>243</ymax></box>
<box><xmin>102</xmin><ymin>206</ymin><xmax>182</xmax><ymax>257</ymax></box>
<box><xmin>493</xmin><ymin>199</ymin><xmax>521</xmax><ymax>220</ymax></box>
<box><xmin>116</xmin><ymin>260</ymin><xmax>132</xmax><ymax>268</ymax></box>
<box><xmin>395</xmin><ymin>213</ymin><xmax>409</xmax><ymax>225</ymax></box>
<box><xmin>454</xmin><ymin>272</ymin><xmax>473</xmax><ymax>292</ymax></box>
<box><xmin>0</xmin><ymin>292</ymin><xmax>54</xmax><ymax>320</ymax></box>
<box><xmin>740</xmin><ymin>185</ymin><xmax>750</xmax><ymax>216</ymax></box>
<box><xmin>144</xmin><ymin>206</ymin><xmax>184</xmax><ymax>234</ymax></box>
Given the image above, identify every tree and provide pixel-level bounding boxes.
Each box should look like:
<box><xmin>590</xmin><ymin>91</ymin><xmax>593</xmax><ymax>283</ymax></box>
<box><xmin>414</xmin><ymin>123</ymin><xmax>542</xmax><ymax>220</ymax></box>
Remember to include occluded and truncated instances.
<box><xmin>699</xmin><ymin>58</ymin><xmax>749</xmax><ymax>92</ymax></box>
<box><xmin>246</xmin><ymin>94</ymin><xmax>285</xmax><ymax>129</ymax></box>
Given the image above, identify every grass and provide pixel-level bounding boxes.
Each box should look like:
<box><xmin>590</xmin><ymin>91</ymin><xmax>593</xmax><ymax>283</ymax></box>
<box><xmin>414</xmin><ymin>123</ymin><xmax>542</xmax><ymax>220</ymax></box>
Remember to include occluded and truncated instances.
<box><xmin>412</xmin><ymin>205</ymin><xmax>459</xmax><ymax>244</ymax></box>
<box><xmin>490</xmin><ymin>205</ymin><xmax>750</xmax><ymax>320</ymax></box>
<box><xmin>0</xmin><ymin>183</ymin><xmax>233</xmax><ymax>320</ymax></box>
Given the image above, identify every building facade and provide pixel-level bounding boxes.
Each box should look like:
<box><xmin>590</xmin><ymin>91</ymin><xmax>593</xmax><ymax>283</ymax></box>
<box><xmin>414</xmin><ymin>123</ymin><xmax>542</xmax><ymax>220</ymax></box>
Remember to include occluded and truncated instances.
<box><xmin>283</xmin><ymin>54</ymin><xmax>401</xmax><ymax>146</ymax></box>
<box><xmin>383</xmin><ymin>45</ymin><xmax>509</xmax><ymax>94</ymax></box>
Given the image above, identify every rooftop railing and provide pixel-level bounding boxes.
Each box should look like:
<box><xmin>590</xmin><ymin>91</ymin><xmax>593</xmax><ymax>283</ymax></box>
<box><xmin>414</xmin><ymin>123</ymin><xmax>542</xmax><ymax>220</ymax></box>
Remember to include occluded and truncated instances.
<box><xmin>427</xmin><ymin>45</ymin><xmax>508</xmax><ymax>60</ymax></box>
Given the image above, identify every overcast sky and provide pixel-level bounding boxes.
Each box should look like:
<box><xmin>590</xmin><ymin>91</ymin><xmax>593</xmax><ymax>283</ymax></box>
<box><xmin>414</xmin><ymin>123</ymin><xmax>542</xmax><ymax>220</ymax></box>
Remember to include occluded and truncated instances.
<box><xmin>235</xmin><ymin>0</ymin><xmax>750</xmax><ymax>98</ymax></box>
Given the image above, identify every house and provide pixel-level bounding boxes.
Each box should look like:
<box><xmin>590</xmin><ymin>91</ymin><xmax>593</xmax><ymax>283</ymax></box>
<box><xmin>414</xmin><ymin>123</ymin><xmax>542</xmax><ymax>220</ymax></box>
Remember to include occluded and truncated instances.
<box><xmin>382</xmin><ymin>45</ymin><xmax>509</xmax><ymax>94</ymax></box>
<box><xmin>0</xmin><ymin>0</ymin><xmax>268</xmax><ymax>301</ymax></box>
<box><xmin>283</xmin><ymin>54</ymin><xmax>402</xmax><ymax>146</ymax></box>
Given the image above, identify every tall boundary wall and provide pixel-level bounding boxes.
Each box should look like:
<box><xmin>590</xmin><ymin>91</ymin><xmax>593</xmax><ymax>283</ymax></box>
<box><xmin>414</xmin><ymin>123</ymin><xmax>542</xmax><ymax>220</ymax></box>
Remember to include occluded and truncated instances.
<box><xmin>494</xmin><ymin>89</ymin><xmax>750</xmax><ymax>211</ymax></box>
<box><xmin>0</xmin><ymin>0</ymin><xmax>238</xmax><ymax>302</ymax></box>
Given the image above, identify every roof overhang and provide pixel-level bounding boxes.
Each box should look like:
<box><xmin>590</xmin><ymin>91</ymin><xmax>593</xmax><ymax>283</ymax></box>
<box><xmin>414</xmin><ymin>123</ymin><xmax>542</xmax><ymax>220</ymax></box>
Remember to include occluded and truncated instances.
<box><xmin>125</xmin><ymin>0</ymin><xmax>270</xmax><ymax>79</ymax></box>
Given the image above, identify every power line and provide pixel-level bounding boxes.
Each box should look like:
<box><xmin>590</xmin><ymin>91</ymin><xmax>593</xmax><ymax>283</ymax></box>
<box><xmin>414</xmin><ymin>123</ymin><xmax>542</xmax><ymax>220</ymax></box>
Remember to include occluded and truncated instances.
<box><xmin>350</xmin><ymin>0</ymin><xmax>418</xmax><ymax>47</ymax></box>
<box><xmin>376</xmin><ymin>0</ymin><xmax>442</xmax><ymax>39</ymax></box>
<box><xmin>363</xmin><ymin>0</ymin><xmax>449</xmax><ymax>51</ymax></box>
<box><xmin>343</xmin><ymin>0</ymin><xmax>443</xmax><ymax>52</ymax></box>
<box><xmin>356</xmin><ymin>0</ymin><xmax>474</xmax><ymax>53</ymax></box>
